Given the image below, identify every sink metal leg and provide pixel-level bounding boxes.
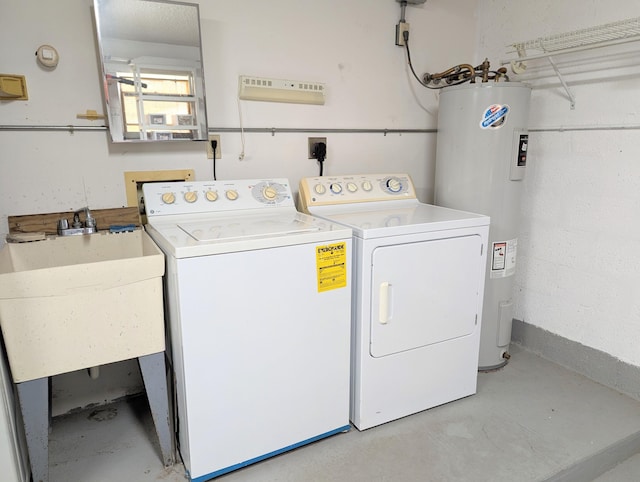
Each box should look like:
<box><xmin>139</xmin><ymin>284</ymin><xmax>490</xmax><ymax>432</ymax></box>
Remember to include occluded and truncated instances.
<box><xmin>16</xmin><ymin>377</ymin><xmax>49</xmax><ymax>482</ymax></box>
<box><xmin>138</xmin><ymin>352</ymin><xmax>174</xmax><ymax>467</ymax></box>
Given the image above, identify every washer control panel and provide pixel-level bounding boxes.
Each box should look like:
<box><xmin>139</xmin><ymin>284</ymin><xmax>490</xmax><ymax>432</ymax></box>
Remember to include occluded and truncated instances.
<box><xmin>144</xmin><ymin>179</ymin><xmax>293</xmax><ymax>217</ymax></box>
<box><xmin>299</xmin><ymin>173</ymin><xmax>416</xmax><ymax>210</ymax></box>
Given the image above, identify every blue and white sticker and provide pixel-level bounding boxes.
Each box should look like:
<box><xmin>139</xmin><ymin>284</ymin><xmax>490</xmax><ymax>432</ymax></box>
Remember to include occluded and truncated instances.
<box><xmin>480</xmin><ymin>104</ymin><xmax>510</xmax><ymax>129</ymax></box>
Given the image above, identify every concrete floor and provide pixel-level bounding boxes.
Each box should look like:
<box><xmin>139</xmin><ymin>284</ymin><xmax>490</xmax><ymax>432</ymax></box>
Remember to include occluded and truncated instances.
<box><xmin>48</xmin><ymin>344</ymin><xmax>640</xmax><ymax>482</ymax></box>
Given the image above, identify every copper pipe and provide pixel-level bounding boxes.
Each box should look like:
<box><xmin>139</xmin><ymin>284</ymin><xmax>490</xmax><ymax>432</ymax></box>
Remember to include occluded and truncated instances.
<box><xmin>427</xmin><ymin>64</ymin><xmax>476</xmax><ymax>84</ymax></box>
<box><xmin>494</xmin><ymin>67</ymin><xmax>508</xmax><ymax>82</ymax></box>
<box><xmin>474</xmin><ymin>58</ymin><xmax>491</xmax><ymax>82</ymax></box>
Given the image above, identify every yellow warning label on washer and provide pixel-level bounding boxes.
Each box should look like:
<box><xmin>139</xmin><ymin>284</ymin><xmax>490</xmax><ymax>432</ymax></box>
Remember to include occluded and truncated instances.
<box><xmin>316</xmin><ymin>242</ymin><xmax>347</xmax><ymax>292</ymax></box>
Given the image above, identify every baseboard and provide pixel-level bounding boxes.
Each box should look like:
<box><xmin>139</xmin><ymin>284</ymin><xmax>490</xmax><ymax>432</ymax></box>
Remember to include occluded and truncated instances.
<box><xmin>511</xmin><ymin>319</ymin><xmax>640</xmax><ymax>481</ymax></box>
<box><xmin>511</xmin><ymin>319</ymin><xmax>640</xmax><ymax>402</ymax></box>
<box><xmin>544</xmin><ymin>431</ymin><xmax>640</xmax><ymax>482</ymax></box>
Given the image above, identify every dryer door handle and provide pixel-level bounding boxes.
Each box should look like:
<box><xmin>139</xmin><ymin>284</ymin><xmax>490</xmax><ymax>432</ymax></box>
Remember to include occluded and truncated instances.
<box><xmin>379</xmin><ymin>281</ymin><xmax>393</xmax><ymax>324</ymax></box>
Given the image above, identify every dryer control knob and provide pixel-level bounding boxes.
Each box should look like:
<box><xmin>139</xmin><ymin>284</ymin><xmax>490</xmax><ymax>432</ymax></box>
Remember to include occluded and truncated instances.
<box><xmin>226</xmin><ymin>189</ymin><xmax>239</xmax><ymax>200</ymax></box>
<box><xmin>314</xmin><ymin>183</ymin><xmax>326</xmax><ymax>195</ymax></box>
<box><xmin>184</xmin><ymin>191</ymin><xmax>198</xmax><ymax>203</ymax></box>
<box><xmin>330</xmin><ymin>183</ymin><xmax>343</xmax><ymax>194</ymax></box>
<box><xmin>387</xmin><ymin>178</ymin><xmax>402</xmax><ymax>193</ymax></box>
<box><xmin>263</xmin><ymin>186</ymin><xmax>278</xmax><ymax>200</ymax></box>
<box><xmin>346</xmin><ymin>182</ymin><xmax>358</xmax><ymax>193</ymax></box>
<box><xmin>161</xmin><ymin>192</ymin><xmax>176</xmax><ymax>204</ymax></box>
<box><xmin>362</xmin><ymin>180</ymin><xmax>373</xmax><ymax>192</ymax></box>
<box><xmin>205</xmin><ymin>190</ymin><xmax>218</xmax><ymax>202</ymax></box>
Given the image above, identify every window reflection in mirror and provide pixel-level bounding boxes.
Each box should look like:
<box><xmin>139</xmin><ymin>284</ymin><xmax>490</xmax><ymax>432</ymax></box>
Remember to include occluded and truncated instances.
<box><xmin>93</xmin><ymin>0</ymin><xmax>208</xmax><ymax>143</ymax></box>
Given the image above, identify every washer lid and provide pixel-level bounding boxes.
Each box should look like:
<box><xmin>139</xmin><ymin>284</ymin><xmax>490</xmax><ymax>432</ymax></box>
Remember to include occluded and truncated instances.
<box><xmin>146</xmin><ymin>211</ymin><xmax>351</xmax><ymax>258</ymax></box>
<box><xmin>177</xmin><ymin>213</ymin><xmax>320</xmax><ymax>242</ymax></box>
<box><xmin>311</xmin><ymin>203</ymin><xmax>490</xmax><ymax>239</ymax></box>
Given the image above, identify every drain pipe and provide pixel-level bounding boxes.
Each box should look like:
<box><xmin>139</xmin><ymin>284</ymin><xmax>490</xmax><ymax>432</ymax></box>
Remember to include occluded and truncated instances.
<box><xmin>399</xmin><ymin>0</ymin><xmax>408</xmax><ymax>23</ymax></box>
<box><xmin>88</xmin><ymin>366</ymin><xmax>100</xmax><ymax>379</ymax></box>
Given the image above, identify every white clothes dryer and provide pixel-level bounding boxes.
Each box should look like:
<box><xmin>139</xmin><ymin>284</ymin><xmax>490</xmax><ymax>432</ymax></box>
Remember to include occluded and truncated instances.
<box><xmin>299</xmin><ymin>173</ymin><xmax>490</xmax><ymax>430</ymax></box>
<box><xmin>143</xmin><ymin>179</ymin><xmax>352</xmax><ymax>481</ymax></box>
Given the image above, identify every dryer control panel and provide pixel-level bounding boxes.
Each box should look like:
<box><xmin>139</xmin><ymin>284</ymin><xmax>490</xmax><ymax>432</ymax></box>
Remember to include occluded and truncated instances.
<box><xmin>144</xmin><ymin>178</ymin><xmax>294</xmax><ymax>217</ymax></box>
<box><xmin>299</xmin><ymin>173</ymin><xmax>416</xmax><ymax>212</ymax></box>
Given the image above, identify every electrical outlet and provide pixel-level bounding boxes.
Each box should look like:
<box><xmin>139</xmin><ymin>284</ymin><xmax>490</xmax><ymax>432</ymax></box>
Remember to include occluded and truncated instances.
<box><xmin>395</xmin><ymin>22</ymin><xmax>410</xmax><ymax>46</ymax></box>
<box><xmin>207</xmin><ymin>134</ymin><xmax>221</xmax><ymax>159</ymax></box>
<box><xmin>308</xmin><ymin>137</ymin><xmax>327</xmax><ymax>159</ymax></box>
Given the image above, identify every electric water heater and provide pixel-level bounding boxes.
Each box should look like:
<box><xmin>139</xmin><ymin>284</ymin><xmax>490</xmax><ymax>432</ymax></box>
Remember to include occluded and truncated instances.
<box><xmin>434</xmin><ymin>82</ymin><xmax>531</xmax><ymax>370</ymax></box>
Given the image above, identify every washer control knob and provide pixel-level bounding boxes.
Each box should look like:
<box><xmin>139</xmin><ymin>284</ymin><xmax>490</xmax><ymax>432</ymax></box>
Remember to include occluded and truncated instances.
<box><xmin>205</xmin><ymin>190</ymin><xmax>218</xmax><ymax>202</ymax></box>
<box><xmin>263</xmin><ymin>186</ymin><xmax>278</xmax><ymax>200</ymax></box>
<box><xmin>362</xmin><ymin>180</ymin><xmax>373</xmax><ymax>192</ymax></box>
<box><xmin>161</xmin><ymin>192</ymin><xmax>176</xmax><ymax>204</ymax></box>
<box><xmin>226</xmin><ymin>189</ymin><xmax>239</xmax><ymax>201</ymax></box>
<box><xmin>314</xmin><ymin>183</ymin><xmax>326</xmax><ymax>195</ymax></box>
<box><xmin>330</xmin><ymin>183</ymin><xmax>343</xmax><ymax>194</ymax></box>
<box><xmin>184</xmin><ymin>191</ymin><xmax>198</xmax><ymax>203</ymax></box>
<box><xmin>387</xmin><ymin>178</ymin><xmax>402</xmax><ymax>193</ymax></box>
<box><xmin>346</xmin><ymin>182</ymin><xmax>358</xmax><ymax>193</ymax></box>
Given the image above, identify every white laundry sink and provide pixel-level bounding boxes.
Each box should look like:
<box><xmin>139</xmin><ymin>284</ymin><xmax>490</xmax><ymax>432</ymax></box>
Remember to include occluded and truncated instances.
<box><xmin>0</xmin><ymin>230</ymin><xmax>165</xmax><ymax>382</ymax></box>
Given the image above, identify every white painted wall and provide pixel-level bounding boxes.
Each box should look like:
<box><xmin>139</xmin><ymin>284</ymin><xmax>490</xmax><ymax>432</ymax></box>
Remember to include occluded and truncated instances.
<box><xmin>4</xmin><ymin>0</ymin><xmax>636</xmax><ymax>417</ymax></box>
<box><xmin>0</xmin><ymin>0</ymin><xmax>478</xmax><ymax>413</ymax></box>
<box><xmin>0</xmin><ymin>0</ymin><xmax>479</xmax><ymax>237</ymax></box>
<box><xmin>476</xmin><ymin>1</ymin><xmax>640</xmax><ymax>366</ymax></box>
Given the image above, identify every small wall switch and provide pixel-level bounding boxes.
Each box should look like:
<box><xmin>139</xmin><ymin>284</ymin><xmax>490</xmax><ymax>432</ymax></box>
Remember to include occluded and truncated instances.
<box><xmin>207</xmin><ymin>135</ymin><xmax>221</xmax><ymax>159</ymax></box>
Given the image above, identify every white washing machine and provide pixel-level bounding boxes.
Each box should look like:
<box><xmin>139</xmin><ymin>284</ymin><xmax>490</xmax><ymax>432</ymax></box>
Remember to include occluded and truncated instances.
<box><xmin>143</xmin><ymin>179</ymin><xmax>352</xmax><ymax>481</ymax></box>
<box><xmin>299</xmin><ymin>173</ymin><xmax>490</xmax><ymax>430</ymax></box>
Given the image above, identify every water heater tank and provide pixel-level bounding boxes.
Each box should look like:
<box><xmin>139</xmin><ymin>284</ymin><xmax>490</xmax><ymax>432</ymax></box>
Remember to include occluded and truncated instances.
<box><xmin>434</xmin><ymin>82</ymin><xmax>531</xmax><ymax>370</ymax></box>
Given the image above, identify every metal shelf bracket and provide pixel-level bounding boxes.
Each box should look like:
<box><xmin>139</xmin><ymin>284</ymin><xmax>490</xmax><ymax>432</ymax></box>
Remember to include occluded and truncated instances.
<box><xmin>546</xmin><ymin>55</ymin><xmax>576</xmax><ymax>109</ymax></box>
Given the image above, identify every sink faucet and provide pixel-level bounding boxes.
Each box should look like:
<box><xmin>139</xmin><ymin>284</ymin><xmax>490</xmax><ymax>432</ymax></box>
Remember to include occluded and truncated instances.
<box><xmin>58</xmin><ymin>206</ymin><xmax>98</xmax><ymax>236</ymax></box>
<box><xmin>73</xmin><ymin>207</ymin><xmax>96</xmax><ymax>229</ymax></box>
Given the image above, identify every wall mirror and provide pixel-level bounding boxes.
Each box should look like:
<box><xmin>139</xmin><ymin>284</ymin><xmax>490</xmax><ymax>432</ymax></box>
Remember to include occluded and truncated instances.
<box><xmin>93</xmin><ymin>0</ymin><xmax>208</xmax><ymax>142</ymax></box>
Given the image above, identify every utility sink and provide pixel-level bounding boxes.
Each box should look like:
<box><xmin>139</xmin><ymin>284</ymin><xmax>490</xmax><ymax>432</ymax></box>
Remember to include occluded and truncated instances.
<box><xmin>0</xmin><ymin>230</ymin><xmax>165</xmax><ymax>383</ymax></box>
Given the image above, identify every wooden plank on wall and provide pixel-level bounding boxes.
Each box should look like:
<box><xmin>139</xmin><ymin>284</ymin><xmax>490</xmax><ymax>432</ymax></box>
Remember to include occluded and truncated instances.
<box><xmin>8</xmin><ymin>207</ymin><xmax>141</xmax><ymax>235</ymax></box>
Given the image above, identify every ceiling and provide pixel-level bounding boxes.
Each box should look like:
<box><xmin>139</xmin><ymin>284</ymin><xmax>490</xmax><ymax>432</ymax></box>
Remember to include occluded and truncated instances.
<box><xmin>96</xmin><ymin>0</ymin><xmax>201</xmax><ymax>47</ymax></box>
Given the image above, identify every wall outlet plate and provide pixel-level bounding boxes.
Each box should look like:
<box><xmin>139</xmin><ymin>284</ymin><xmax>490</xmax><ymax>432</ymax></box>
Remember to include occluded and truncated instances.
<box><xmin>395</xmin><ymin>22</ymin><xmax>410</xmax><ymax>46</ymax></box>
<box><xmin>308</xmin><ymin>137</ymin><xmax>327</xmax><ymax>159</ymax></box>
<box><xmin>207</xmin><ymin>134</ymin><xmax>221</xmax><ymax>159</ymax></box>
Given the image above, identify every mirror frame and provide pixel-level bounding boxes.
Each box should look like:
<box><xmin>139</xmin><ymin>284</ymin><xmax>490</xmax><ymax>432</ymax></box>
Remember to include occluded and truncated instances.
<box><xmin>93</xmin><ymin>0</ymin><xmax>209</xmax><ymax>143</ymax></box>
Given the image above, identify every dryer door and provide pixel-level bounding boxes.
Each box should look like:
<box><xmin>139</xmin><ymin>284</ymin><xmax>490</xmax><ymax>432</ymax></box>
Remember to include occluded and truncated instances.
<box><xmin>370</xmin><ymin>235</ymin><xmax>483</xmax><ymax>358</ymax></box>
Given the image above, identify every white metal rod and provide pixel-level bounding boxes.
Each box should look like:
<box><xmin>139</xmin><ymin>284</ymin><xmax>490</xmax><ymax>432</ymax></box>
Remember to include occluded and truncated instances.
<box><xmin>3</xmin><ymin>124</ymin><xmax>640</xmax><ymax>135</ymax></box>
<box><xmin>546</xmin><ymin>55</ymin><xmax>576</xmax><ymax>109</ymax></box>
<box><xmin>0</xmin><ymin>125</ymin><xmax>437</xmax><ymax>134</ymax></box>
<box><xmin>0</xmin><ymin>125</ymin><xmax>107</xmax><ymax>131</ymax></box>
<box><xmin>530</xmin><ymin>123</ymin><xmax>640</xmax><ymax>132</ymax></box>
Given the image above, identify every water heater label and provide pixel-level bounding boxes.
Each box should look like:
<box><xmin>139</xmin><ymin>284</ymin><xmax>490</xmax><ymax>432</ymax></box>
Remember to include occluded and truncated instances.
<box><xmin>491</xmin><ymin>238</ymin><xmax>517</xmax><ymax>278</ymax></box>
<box><xmin>480</xmin><ymin>104</ymin><xmax>510</xmax><ymax>129</ymax></box>
<box><xmin>316</xmin><ymin>242</ymin><xmax>347</xmax><ymax>292</ymax></box>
